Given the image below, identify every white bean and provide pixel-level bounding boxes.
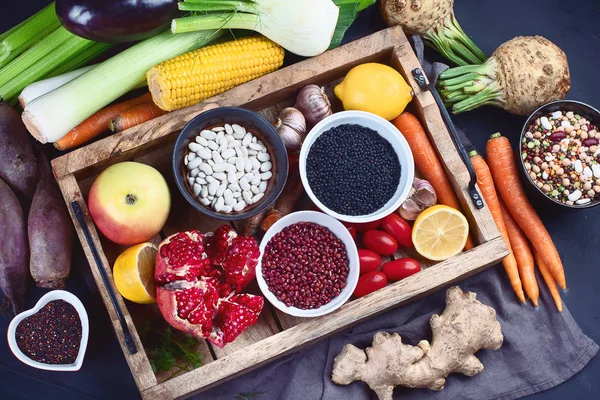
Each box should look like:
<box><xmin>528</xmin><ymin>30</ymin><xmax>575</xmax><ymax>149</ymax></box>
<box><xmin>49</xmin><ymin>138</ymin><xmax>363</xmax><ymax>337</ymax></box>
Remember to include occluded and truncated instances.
<box><xmin>188</xmin><ymin>153</ymin><xmax>196</xmax><ymax>161</ymax></box>
<box><xmin>222</xmin><ymin>148</ymin><xmax>236</xmax><ymax>160</ymax></box>
<box><xmin>260</xmin><ymin>161</ymin><xmax>272</xmax><ymax>172</ymax></box>
<box><xmin>189</xmin><ymin>142</ymin><xmax>202</xmax><ymax>152</ymax></box>
<box><xmin>247</xmin><ymin>149</ymin><xmax>258</xmax><ymax>156</ymax></box>
<box><xmin>224</xmin><ymin>189</ymin><xmax>235</xmax><ymax>206</ymax></box>
<box><xmin>190</xmin><ymin>168</ymin><xmax>199</xmax><ymax>177</ymax></box>
<box><xmin>208</xmin><ymin>180</ymin><xmax>219</xmax><ymax>196</ymax></box>
<box><xmin>196</xmin><ymin>149</ymin><xmax>212</xmax><ymax>160</ymax></box>
<box><xmin>249</xmin><ymin>142</ymin><xmax>263</xmax><ymax>151</ymax></box>
<box><xmin>261</xmin><ymin>171</ymin><xmax>272</xmax><ymax>180</ymax></box>
<box><xmin>214</xmin><ymin>197</ymin><xmax>225</xmax><ymax>212</ymax></box>
<box><xmin>259</xmin><ymin>181</ymin><xmax>267</xmax><ymax>193</ymax></box>
<box><xmin>226</xmin><ymin>134</ymin><xmax>236</xmax><ymax>142</ymax></box>
<box><xmin>257</xmin><ymin>152</ymin><xmax>270</xmax><ymax>162</ymax></box>
<box><xmin>236</xmin><ymin>171</ymin><xmax>244</xmax><ymax>179</ymax></box>
<box><xmin>224</xmin><ymin>163</ymin><xmax>237</xmax><ymax>173</ymax></box>
<box><xmin>227</xmin><ymin>157</ymin><xmax>237</xmax><ymax>165</ymax></box>
<box><xmin>218</xmin><ymin>143</ymin><xmax>228</xmax><ymax>152</ymax></box>
<box><xmin>216</xmin><ymin>131</ymin><xmax>224</xmax><ymax>141</ymax></box>
<box><xmin>212</xmin><ymin>163</ymin><xmax>228</xmax><ymax>173</ymax></box>
<box><xmin>187</xmin><ymin>177</ymin><xmax>195</xmax><ymax>187</ymax></box>
<box><xmin>228</xmin><ymin>171</ymin><xmax>238</xmax><ymax>184</ymax></box>
<box><xmin>250</xmin><ymin>157</ymin><xmax>260</xmax><ymax>171</ymax></box>
<box><xmin>206</xmin><ymin>176</ymin><xmax>215</xmax><ymax>183</ymax></box>
<box><xmin>196</xmin><ymin>177</ymin><xmax>207</xmax><ymax>185</ymax></box>
<box><xmin>213</xmin><ymin>172</ymin><xmax>227</xmax><ymax>181</ymax></box>
<box><xmin>252</xmin><ymin>136</ymin><xmax>257</xmax><ymax>143</ymax></box>
<box><xmin>225</xmin><ymin>124</ymin><xmax>233</xmax><ymax>134</ymax></box>
<box><xmin>195</xmin><ymin>136</ymin><xmax>208</xmax><ymax>146</ymax></box>
<box><xmin>199</xmin><ymin>163</ymin><xmax>213</xmax><ymax>175</ymax></box>
<box><xmin>243</xmin><ymin>190</ymin><xmax>253</xmax><ymax>204</ymax></box>
<box><xmin>233</xmin><ymin>191</ymin><xmax>241</xmax><ymax>198</ymax></box>
<box><xmin>233</xmin><ymin>200</ymin><xmax>246</xmax><ymax>211</ymax></box>
<box><xmin>192</xmin><ymin>184</ymin><xmax>202</xmax><ymax>196</ymax></box>
<box><xmin>251</xmin><ymin>193</ymin><xmax>264</xmax><ymax>203</ymax></box>
<box><xmin>242</xmin><ymin>132</ymin><xmax>252</xmax><ymax>146</ymax></box>
<box><xmin>216</xmin><ymin>182</ymin><xmax>227</xmax><ymax>197</ymax></box>
<box><xmin>251</xmin><ymin>175</ymin><xmax>261</xmax><ymax>185</ymax></box>
<box><xmin>240</xmin><ymin>146</ymin><xmax>248</xmax><ymax>157</ymax></box>
<box><xmin>187</xmin><ymin>158</ymin><xmax>202</xmax><ymax>170</ymax></box>
<box><xmin>201</xmin><ymin>186</ymin><xmax>208</xmax><ymax>198</ymax></box>
<box><xmin>198</xmin><ymin>172</ymin><xmax>206</xmax><ymax>178</ymax></box>
<box><xmin>229</xmin><ymin>182</ymin><xmax>241</xmax><ymax>192</ymax></box>
<box><xmin>184</xmin><ymin>155</ymin><xmax>188</xmax><ymax>166</ymax></box>
<box><xmin>243</xmin><ymin>172</ymin><xmax>255</xmax><ymax>182</ymax></box>
<box><xmin>239</xmin><ymin>177</ymin><xmax>251</xmax><ymax>191</ymax></box>
<box><xmin>207</xmin><ymin>141</ymin><xmax>219</xmax><ymax>151</ymax></box>
<box><xmin>207</xmin><ymin>159</ymin><xmax>214</xmax><ymax>166</ymax></box>
<box><xmin>199</xmin><ymin>197</ymin><xmax>210</xmax><ymax>206</ymax></box>
<box><xmin>245</xmin><ymin>158</ymin><xmax>252</xmax><ymax>172</ymax></box>
<box><xmin>222</xmin><ymin>205</ymin><xmax>233</xmax><ymax>213</ymax></box>
<box><xmin>236</xmin><ymin>157</ymin><xmax>246</xmax><ymax>172</ymax></box>
<box><xmin>212</xmin><ymin>150</ymin><xmax>224</xmax><ymax>163</ymax></box>
<box><xmin>251</xmin><ymin>185</ymin><xmax>260</xmax><ymax>194</ymax></box>
<box><xmin>212</xmin><ymin>126</ymin><xmax>225</xmax><ymax>132</ymax></box>
<box><xmin>219</xmin><ymin>137</ymin><xmax>229</xmax><ymax>147</ymax></box>
<box><xmin>200</xmin><ymin>130</ymin><xmax>217</xmax><ymax>140</ymax></box>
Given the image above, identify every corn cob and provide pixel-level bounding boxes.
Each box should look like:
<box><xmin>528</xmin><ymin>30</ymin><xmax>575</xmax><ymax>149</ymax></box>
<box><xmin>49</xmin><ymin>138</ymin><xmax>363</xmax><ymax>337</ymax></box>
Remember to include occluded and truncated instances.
<box><xmin>147</xmin><ymin>36</ymin><xmax>285</xmax><ymax>111</ymax></box>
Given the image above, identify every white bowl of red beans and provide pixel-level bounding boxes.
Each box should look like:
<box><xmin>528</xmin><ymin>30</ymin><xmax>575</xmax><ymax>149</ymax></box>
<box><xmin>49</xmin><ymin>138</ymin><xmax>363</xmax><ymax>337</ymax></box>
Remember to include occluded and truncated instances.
<box><xmin>256</xmin><ymin>211</ymin><xmax>359</xmax><ymax>317</ymax></box>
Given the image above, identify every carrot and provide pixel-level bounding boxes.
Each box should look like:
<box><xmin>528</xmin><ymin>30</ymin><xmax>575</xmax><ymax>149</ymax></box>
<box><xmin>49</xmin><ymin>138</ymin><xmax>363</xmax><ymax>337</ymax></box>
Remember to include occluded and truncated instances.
<box><xmin>109</xmin><ymin>102</ymin><xmax>166</xmax><ymax>133</ymax></box>
<box><xmin>533</xmin><ymin>250</ymin><xmax>563</xmax><ymax>312</ymax></box>
<box><xmin>54</xmin><ymin>92</ymin><xmax>152</xmax><ymax>150</ymax></box>
<box><xmin>392</xmin><ymin>111</ymin><xmax>474</xmax><ymax>250</ymax></box>
<box><xmin>470</xmin><ymin>151</ymin><xmax>525</xmax><ymax>303</ymax></box>
<box><xmin>498</xmin><ymin>196</ymin><xmax>539</xmax><ymax>306</ymax></box>
<box><xmin>486</xmin><ymin>132</ymin><xmax>566</xmax><ymax>289</ymax></box>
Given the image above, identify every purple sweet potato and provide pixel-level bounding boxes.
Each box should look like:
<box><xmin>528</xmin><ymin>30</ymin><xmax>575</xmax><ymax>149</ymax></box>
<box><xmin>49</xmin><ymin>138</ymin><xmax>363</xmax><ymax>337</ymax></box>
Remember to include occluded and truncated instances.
<box><xmin>0</xmin><ymin>103</ymin><xmax>37</xmax><ymax>197</ymax></box>
<box><xmin>28</xmin><ymin>151</ymin><xmax>73</xmax><ymax>289</ymax></box>
<box><xmin>0</xmin><ymin>177</ymin><xmax>28</xmax><ymax>314</ymax></box>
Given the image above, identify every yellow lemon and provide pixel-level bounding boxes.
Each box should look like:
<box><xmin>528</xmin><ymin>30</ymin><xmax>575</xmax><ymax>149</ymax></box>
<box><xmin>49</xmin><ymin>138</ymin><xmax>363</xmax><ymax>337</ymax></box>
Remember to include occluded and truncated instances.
<box><xmin>334</xmin><ymin>63</ymin><xmax>413</xmax><ymax>120</ymax></box>
<box><xmin>412</xmin><ymin>205</ymin><xmax>469</xmax><ymax>261</ymax></box>
<box><xmin>113</xmin><ymin>242</ymin><xmax>157</xmax><ymax>304</ymax></box>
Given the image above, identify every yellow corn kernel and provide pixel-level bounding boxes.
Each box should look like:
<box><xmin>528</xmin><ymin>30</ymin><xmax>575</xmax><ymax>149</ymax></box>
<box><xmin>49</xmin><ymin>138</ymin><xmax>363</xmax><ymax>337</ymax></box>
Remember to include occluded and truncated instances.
<box><xmin>147</xmin><ymin>36</ymin><xmax>285</xmax><ymax>111</ymax></box>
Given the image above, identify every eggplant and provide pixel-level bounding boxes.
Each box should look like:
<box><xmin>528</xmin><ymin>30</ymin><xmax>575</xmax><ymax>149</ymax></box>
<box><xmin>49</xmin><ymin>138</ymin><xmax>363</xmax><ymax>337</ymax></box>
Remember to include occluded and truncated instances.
<box><xmin>56</xmin><ymin>0</ymin><xmax>178</xmax><ymax>43</ymax></box>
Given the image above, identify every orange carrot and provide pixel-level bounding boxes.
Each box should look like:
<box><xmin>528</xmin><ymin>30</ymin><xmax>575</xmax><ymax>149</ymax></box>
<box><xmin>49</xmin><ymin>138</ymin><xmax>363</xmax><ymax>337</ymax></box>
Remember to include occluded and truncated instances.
<box><xmin>109</xmin><ymin>102</ymin><xmax>166</xmax><ymax>133</ymax></box>
<box><xmin>486</xmin><ymin>132</ymin><xmax>566</xmax><ymax>289</ymax></box>
<box><xmin>498</xmin><ymin>196</ymin><xmax>539</xmax><ymax>306</ymax></box>
<box><xmin>392</xmin><ymin>111</ymin><xmax>474</xmax><ymax>250</ymax></box>
<box><xmin>470</xmin><ymin>151</ymin><xmax>525</xmax><ymax>303</ymax></box>
<box><xmin>54</xmin><ymin>92</ymin><xmax>152</xmax><ymax>150</ymax></box>
<box><xmin>533</xmin><ymin>250</ymin><xmax>563</xmax><ymax>312</ymax></box>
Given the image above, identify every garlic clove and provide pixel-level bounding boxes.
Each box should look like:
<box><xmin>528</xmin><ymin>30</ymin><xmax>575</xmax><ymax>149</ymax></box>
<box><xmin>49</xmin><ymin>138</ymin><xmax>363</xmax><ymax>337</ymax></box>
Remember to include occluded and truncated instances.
<box><xmin>294</xmin><ymin>84</ymin><xmax>332</xmax><ymax>126</ymax></box>
<box><xmin>275</xmin><ymin>107</ymin><xmax>306</xmax><ymax>153</ymax></box>
<box><xmin>398</xmin><ymin>178</ymin><xmax>437</xmax><ymax>220</ymax></box>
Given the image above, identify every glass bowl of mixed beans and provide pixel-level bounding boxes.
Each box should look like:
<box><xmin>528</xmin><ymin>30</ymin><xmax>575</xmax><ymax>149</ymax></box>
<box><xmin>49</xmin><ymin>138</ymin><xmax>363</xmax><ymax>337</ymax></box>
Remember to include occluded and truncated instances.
<box><xmin>519</xmin><ymin>100</ymin><xmax>600</xmax><ymax>208</ymax></box>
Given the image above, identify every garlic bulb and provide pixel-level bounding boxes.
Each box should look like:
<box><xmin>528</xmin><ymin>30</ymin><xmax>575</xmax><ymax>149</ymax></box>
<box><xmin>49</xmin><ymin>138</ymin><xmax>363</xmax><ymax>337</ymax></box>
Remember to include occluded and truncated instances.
<box><xmin>399</xmin><ymin>178</ymin><xmax>437</xmax><ymax>220</ymax></box>
<box><xmin>294</xmin><ymin>85</ymin><xmax>332</xmax><ymax>126</ymax></box>
<box><xmin>275</xmin><ymin>107</ymin><xmax>306</xmax><ymax>153</ymax></box>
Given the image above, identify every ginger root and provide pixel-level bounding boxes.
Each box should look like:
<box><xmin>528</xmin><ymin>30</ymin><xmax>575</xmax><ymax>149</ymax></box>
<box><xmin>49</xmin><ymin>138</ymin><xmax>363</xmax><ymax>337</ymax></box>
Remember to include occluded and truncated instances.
<box><xmin>331</xmin><ymin>286</ymin><xmax>503</xmax><ymax>400</ymax></box>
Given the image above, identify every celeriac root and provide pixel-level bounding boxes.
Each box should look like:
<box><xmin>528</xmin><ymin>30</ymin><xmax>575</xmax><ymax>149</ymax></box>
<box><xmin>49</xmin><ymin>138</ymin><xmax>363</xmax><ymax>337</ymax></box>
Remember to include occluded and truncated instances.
<box><xmin>331</xmin><ymin>286</ymin><xmax>503</xmax><ymax>400</ymax></box>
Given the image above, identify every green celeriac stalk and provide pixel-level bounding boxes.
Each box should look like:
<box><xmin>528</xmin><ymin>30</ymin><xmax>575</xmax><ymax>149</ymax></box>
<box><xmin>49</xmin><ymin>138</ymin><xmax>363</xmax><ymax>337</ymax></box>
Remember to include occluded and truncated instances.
<box><xmin>23</xmin><ymin>30</ymin><xmax>222</xmax><ymax>144</ymax></box>
<box><xmin>172</xmin><ymin>0</ymin><xmax>340</xmax><ymax>56</ymax></box>
<box><xmin>0</xmin><ymin>3</ymin><xmax>61</xmax><ymax>68</ymax></box>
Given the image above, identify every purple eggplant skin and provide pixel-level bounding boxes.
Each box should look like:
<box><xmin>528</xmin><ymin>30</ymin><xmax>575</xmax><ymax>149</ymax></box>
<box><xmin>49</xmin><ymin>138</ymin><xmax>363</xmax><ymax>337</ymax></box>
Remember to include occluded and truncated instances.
<box><xmin>28</xmin><ymin>151</ymin><xmax>73</xmax><ymax>289</ymax></box>
<box><xmin>0</xmin><ymin>103</ymin><xmax>37</xmax><ymax>198</ymax></box>
<box><xmin>56</xmin><ymin>0</ymin><xmax>178</xmax><ymax>43</ymax></box>
<box><xmin>0</xmin><ymin>177</ymin><xmax>28</xmax><ymax>314</ymax></box>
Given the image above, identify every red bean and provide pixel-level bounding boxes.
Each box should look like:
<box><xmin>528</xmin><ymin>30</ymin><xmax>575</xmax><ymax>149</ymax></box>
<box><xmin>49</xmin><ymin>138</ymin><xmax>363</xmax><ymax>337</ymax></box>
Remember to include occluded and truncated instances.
<box><xmin>262</xmin><ymin>222</ymin><xmax>349</xmax><ymax>309</ymax></box>
<box><xmin>549</xmin><ymin>131</ymin><xmax>566</xmax><ymax>141</ymax></box>
<box><xmin>583</xmin><ymin>138</ymin><xmax>599</xmax><ymax>147</ymax></box>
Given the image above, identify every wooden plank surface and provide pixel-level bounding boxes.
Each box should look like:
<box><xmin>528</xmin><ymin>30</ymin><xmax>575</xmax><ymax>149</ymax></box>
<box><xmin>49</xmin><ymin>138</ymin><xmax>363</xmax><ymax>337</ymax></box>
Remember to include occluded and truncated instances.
<box><xmin>56</xmin><ymin>174</ymin><xmax>157</xmax><ymax>391</ymax></box>
<box><xmin>141</xmin><ymin>237</ymin><xmax>507</xmax><ymax>400</ymax></box>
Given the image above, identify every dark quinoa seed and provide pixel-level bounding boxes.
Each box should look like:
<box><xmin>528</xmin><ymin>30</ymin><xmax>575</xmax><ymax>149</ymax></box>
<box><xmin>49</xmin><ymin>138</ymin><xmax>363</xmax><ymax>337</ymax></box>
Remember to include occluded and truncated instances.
<box><xmin>306</xmin><ymin>124</ymin><xmax>401</xmax><ymax>216</ymax></box>
<box><xmin>15</xmin><ymin>300</ymin><xmax>82</xmax><ymax>365</ymax></box>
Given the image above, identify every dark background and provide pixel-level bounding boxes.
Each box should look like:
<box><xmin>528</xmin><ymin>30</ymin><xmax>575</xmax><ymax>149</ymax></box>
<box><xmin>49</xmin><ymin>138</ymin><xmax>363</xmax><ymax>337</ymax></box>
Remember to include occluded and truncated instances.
<box><xmin>1</xmin><ymin>0</ymin><xmax>599</xmax><ymax>399</ymax></box>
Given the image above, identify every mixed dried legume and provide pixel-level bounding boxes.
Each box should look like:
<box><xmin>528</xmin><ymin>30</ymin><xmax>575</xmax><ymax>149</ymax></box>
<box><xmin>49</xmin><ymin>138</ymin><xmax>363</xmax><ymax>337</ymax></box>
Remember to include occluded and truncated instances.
<box><xmin>262</xmin><ymin>222</ymin><xmax>349</xmax><ymax>309</ymax></box>
<box><xmin>15</xmin><ymin>300</ymin><xmax>82</xmax><ymax>364</ymax></box>
<box><xmin>306</xmin><ymin>124</ymin><xmax>400</xmax><ymax>215</ymax></box>
<box><xmin>522</xmin><ymin>110</ymin><xmax>600</xmax><ymax>205</ymax></box>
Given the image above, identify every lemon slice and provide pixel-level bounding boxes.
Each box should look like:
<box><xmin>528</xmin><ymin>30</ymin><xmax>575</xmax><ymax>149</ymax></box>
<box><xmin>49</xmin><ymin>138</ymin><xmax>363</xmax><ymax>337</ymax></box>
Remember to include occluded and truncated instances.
<box><xmin>412</xmin><ymin>205</ymin><xmax>469</xmax><ymax>261</ymax></box>
<box><xmin>113</xmin><ymin>242</ymin><xmax>157</xmax><ymax>304</ymax></box>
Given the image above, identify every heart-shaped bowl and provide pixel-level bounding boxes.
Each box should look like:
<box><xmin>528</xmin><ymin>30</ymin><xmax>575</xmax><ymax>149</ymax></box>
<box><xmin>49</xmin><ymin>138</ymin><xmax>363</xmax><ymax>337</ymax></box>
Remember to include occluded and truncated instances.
<box><xmin>7</xmin><ymin>290</ymin><xmax>89</xmax><ymax>371</ymax></box>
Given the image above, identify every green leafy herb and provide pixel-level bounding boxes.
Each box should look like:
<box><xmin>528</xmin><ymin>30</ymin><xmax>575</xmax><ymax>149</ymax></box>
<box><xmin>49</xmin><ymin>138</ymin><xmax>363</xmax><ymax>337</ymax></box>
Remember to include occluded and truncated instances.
<box><xmin>140</xmin><ymin>319</ymin><xmax>203</xmax><ymax>380</ymax></box>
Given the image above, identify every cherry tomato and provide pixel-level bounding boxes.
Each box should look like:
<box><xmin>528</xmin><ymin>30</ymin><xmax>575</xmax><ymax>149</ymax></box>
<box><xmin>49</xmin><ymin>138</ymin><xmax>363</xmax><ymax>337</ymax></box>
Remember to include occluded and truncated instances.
<box><xmin>353</xmin><ymin>271</ymin><xmax>387</xmax><ymax>298</ymax></box>
<box><xmin>347</xmin><ymin>225</ymin><xmax>357</xmax><ymax>239</ymax></box>
<box><xmin>381</xmin><ymin>258</ymin><xmax>421</xmax><ymax>281</ymax></box>
<box><xmin>363</xmin><ymin>230</ymin><xmax>398</xmax><ymax>256</ymax></box>
<box><xmin>354</xmin><ymin>219</ymin><xmax>382</xmax><ymax>232</ymax></box>
<box><xmin>358</xmin><ymin>249</ymin><xmax>382</xmax><ymax>275</ymax></box>
<box><xmin>381</xmin><ymin>214</ymin><xmax>413</xmax><ymax>248</ymax></box>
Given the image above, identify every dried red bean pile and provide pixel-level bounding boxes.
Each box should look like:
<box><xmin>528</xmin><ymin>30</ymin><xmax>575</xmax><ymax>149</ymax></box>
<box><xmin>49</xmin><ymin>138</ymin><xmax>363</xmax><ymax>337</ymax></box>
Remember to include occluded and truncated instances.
<box><xmin>262</xmin><ymin>222</ymin><xmax>349</xmax><ymax>309</ymax></box>
<box><xmin>16</xmin><ymin>300</ymin><xmax>82</xmax><ymax>364</ymax></box>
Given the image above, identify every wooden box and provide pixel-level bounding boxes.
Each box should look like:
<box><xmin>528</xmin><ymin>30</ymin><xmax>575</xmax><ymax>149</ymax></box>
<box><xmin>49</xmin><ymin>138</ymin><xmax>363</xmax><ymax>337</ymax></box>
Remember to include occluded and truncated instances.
<box><xmin>52</xmin><ymin>26</ymin><xmax>508</xmax><ymax>399</ymax></box>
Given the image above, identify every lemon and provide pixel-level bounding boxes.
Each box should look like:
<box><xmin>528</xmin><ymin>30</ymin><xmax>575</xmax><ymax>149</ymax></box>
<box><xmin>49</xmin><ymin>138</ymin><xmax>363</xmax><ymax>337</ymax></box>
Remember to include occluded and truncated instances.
<box><xmin>412</xmin><ymin>205</ymin><xmax>469</xmax><ymax>261</ymax></box>
<box><xmin>113</xmin><ymin>242</ymin><xmax>157</xmax><ymax>304</ymax></box>
<box><xmin>334</xmin><ymin>63</ymin><xmax>413</xmax><ymax>120</ymax></box>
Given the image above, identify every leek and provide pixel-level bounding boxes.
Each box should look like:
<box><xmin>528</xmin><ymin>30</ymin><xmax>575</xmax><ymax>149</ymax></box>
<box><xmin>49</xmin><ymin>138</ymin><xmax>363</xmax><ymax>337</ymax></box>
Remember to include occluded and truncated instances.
<box><xmin>0</xmin><ymin>3</ymin><xmax>61</xmax><ymax>68</ymax></box>
<box><xmin>48</xmin><ymin>42</ymin><xmax>113</xmax><ymax>78</ymax></box>
<box><xmin>19</xmin><ymin>66</ymin><xmax>96</xmax><ymax>109</ymax></box>
<box><xmin>23</xmin><ymin>30</ymin><xmax>222</xmax><ymax>144</ymax></box>
<box><xmin>172</xmin><ymin>0</ymin><xmax>340</xmax><ymax>56</ymax></box>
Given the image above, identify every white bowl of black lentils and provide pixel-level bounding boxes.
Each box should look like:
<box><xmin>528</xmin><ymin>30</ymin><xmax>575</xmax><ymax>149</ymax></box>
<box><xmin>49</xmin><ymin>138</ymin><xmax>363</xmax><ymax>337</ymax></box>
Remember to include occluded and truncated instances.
<box><xmin>256</xmin><ymin>211</ymin><xmax>360</xmax><ymax>317</ymax></box>
<box><xmin>299</xmin><ymin>111</ymin><xmax>415</xmax><ymax>223</ymax></box>
<box><xmin>7</xmin><ymin>290</ymin><xmax>89</xmax><ymax>371</ymax></box>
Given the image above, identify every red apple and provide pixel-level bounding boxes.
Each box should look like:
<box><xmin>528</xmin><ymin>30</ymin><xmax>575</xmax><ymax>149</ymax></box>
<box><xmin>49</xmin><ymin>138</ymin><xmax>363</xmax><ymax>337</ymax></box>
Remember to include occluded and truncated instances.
<box><xmin>88</xmin><ymin>162</ymin><xmax>171</xmax><ymax>245</ymax></box>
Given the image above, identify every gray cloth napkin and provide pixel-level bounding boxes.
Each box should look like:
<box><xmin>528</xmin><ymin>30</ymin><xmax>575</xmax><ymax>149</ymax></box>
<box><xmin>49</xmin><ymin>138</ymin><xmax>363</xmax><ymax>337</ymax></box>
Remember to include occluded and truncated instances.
<box><xmin>195</xmin><ymin>38</ymin><xmax>598</xmax><ymax>400</ymax></box>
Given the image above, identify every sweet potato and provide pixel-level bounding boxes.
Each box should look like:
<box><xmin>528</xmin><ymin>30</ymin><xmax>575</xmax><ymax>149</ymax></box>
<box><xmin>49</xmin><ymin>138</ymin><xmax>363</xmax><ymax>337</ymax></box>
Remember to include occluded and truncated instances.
<box><xmin>0</xmin><ymin>103</ymin><xmax>37</xmax><ymax>197</ymax></box>
<box><xmin>28</xmin><ymin>151</ymin><xmax>73</xmax><ymax>289</ymax></box>
<box><xmin>0</xmin><ymin>177</ymin><xmax>28</xmax><ymax>314</ymax></box>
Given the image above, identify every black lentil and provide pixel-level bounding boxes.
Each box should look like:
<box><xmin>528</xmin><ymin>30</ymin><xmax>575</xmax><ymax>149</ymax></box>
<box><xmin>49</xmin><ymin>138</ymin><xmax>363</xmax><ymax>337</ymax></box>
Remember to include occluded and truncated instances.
<box><xmin>15</xmin><ymin>300</ymin><xmax>82</xmax><ymax>364</ymax></box>
<box><xmin>306</xmin><ymin>124</ymin><xmax>401</xmax><ymax>215</ymax></box>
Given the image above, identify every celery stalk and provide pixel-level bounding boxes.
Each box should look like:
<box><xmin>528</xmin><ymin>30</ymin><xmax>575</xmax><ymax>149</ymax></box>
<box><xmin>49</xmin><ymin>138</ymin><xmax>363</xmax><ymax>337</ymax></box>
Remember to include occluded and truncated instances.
<box><xmin>23</xmin><ymin>30</ymin><xmax>222</xmax><ymax>144</ymax></box>
<box><xmin>0</xmin><ymin>35</ymin><xmax>95</xmax><ymax>102</ymax></box>
<box><xmin>0</xmin><ymin>3</ymin><xmax>61</xmax><ymax>67</ymax></box>
<box><xmin>49</xmin><ymin>42</ymin><xmax>113</xmax><ymax>78</ymax></box>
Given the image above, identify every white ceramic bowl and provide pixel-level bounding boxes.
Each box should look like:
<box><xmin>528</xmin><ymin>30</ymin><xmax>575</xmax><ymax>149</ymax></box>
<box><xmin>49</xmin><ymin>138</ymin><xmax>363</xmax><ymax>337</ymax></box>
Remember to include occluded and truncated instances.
<box><xmin>299</xmin><ymin>111</ymin><xmax>415</xmax><ymax>223</ymax></box>
<box><xmin>7</xmin><ymin>290</ymin><xmax>89</xmax><ymax>371</ymax></box>
<box><xmin>256</xmin><ymin>211</ymin><xmax>359</xmax><ymax>317</ymax></box>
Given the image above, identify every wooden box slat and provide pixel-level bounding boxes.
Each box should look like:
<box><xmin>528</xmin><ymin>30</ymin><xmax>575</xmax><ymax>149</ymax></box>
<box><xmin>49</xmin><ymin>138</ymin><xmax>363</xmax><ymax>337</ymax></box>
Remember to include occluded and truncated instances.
<box><xmin>52</xmin><ymin>26</ymin><xmax>507</xmax><ymax>399</ymax></box>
